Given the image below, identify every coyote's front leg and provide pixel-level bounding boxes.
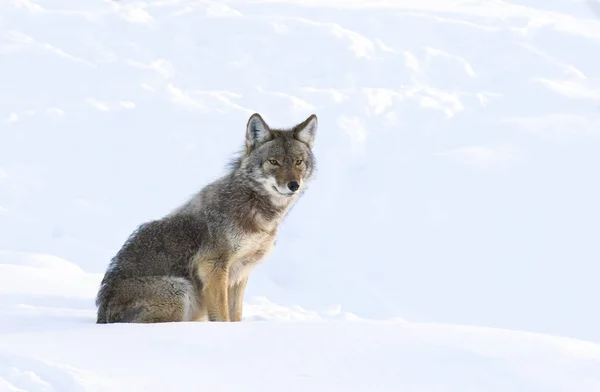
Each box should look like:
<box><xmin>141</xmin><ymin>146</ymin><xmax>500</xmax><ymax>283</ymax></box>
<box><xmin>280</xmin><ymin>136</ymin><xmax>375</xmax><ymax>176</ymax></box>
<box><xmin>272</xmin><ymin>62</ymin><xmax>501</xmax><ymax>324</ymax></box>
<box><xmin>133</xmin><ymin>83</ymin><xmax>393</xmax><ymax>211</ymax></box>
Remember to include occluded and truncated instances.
<box><xmin>228</xmin><ymin>277</ymin><xmax>248</xmax><ymax>322</ymax></box>
<box><xmin>201</xmin><ymin>264</ymin><xmax>230</xmax><ymax>322</ymax></box>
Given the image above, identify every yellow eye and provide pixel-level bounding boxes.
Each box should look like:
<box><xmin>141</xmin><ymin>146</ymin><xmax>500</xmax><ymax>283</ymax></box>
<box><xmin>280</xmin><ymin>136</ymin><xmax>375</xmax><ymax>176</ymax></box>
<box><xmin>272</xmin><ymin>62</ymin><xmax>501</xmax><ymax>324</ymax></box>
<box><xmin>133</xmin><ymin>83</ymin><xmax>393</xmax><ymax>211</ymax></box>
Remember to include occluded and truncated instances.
<box><xmin>268</xmin><ymin>159</ymin><xmax>279</xmax><ymax>166</ymax></box>
<box><xmin>295</xmin><ymin>159</ymin><xmax>303</xmax><ymax>166</ymax></box>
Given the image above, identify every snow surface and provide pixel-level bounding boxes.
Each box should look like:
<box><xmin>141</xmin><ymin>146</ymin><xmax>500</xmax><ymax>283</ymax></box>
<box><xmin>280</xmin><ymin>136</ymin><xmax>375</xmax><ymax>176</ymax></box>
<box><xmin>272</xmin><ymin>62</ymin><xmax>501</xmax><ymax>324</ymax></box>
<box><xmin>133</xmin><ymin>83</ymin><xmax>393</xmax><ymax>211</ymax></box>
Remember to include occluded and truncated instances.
<box><xmin>2</xmin><ymin>0</ymin><xmax>600</xmax><ymax>390</ymax></box>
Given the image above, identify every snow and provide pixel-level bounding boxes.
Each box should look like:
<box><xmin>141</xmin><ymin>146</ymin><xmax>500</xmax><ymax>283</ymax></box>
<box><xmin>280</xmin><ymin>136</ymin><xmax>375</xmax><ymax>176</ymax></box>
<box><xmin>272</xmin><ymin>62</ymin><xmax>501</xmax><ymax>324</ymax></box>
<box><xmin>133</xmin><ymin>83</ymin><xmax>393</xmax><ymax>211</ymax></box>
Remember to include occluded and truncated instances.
<box><xmin>1</xmin><ymin>0</ymin><xmax>600</xmax><ymax>390</ymax></box>
<box><xmin>2</xmin><ymin>257</ymin><xmax>600</xmax><ymax>392</ymax></box>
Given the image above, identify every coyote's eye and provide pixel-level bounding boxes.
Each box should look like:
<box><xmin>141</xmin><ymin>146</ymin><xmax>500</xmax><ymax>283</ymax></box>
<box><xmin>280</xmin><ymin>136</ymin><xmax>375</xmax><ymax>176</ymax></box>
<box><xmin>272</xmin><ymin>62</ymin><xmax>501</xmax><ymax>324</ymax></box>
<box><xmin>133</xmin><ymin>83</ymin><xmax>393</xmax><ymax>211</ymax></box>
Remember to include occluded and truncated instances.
<box><xmin>295</xmin><ymin>159</ymin><xmax>303</xmax><ymax>166</ymax></box>
<box><xmin>268</xmin><ymin>159</ymin><xmax>279</xmax><ymax>166</ymax></box>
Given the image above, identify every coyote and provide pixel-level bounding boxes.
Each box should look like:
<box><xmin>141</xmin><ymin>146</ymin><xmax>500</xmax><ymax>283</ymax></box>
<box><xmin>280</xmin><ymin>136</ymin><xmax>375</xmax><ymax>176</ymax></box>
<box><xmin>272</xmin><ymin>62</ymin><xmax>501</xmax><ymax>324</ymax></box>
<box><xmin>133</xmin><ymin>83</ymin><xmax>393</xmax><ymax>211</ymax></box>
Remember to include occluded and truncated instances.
<box><xmin>95</xmin><ymin>113</ymin><xmax>318</xmax><ymax>323</ymax></box>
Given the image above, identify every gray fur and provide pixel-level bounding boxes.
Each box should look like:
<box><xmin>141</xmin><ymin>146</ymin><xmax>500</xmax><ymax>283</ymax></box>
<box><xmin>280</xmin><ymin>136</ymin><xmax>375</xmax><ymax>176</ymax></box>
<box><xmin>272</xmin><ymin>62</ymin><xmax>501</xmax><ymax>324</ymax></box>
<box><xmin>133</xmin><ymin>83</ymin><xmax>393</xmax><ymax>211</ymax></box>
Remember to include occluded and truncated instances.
<box><xmin>95</xmin><ymin>113</ymin><xmax>318</xmax><ymax>323</ymax></box>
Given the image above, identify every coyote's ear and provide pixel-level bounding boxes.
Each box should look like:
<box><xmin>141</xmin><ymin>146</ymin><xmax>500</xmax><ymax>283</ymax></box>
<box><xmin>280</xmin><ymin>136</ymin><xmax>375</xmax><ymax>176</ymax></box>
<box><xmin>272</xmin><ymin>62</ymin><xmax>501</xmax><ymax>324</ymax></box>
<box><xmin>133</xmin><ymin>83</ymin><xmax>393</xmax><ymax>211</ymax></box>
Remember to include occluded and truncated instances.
<box><xmin>293</xmin><ymin>114</ymin><xmax>318</xmax><ymax>149</ymax></box>
<box><xmin>246</xmin><ymin>113</ymin><xmax>272</xmax><ymax>153</ymax></box>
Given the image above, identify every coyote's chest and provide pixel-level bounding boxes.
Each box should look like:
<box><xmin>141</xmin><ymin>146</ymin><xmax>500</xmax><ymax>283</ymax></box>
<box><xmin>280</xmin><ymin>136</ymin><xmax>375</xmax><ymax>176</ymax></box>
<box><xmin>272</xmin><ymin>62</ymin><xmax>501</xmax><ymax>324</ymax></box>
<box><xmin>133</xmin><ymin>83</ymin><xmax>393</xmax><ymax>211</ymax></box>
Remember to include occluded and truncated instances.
<box><xmin>228</xmin><ymin>230</ymin><xmax>276</xmax><ymax>285</ymax></box>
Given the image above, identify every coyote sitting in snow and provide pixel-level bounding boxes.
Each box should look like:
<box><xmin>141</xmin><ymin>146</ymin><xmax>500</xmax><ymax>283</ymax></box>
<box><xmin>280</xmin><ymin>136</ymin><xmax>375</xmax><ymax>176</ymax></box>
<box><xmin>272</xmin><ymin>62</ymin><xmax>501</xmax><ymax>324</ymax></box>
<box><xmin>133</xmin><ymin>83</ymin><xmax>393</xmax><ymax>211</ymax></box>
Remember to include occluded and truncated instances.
<box><xmin>95</xmin><ymin>113</ymin><xmax>318</xmax><ymax>323</ymax></box>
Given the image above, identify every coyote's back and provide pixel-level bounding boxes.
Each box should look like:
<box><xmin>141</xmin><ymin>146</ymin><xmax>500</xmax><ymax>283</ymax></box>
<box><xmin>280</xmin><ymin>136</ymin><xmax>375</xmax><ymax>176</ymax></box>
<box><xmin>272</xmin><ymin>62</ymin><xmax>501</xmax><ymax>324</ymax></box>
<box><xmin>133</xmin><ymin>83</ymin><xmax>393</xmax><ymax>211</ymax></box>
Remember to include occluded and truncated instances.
<box><xmin>96</xmin><ymin>113</ymin><xmax>318</xmax><ymax>323</ymax></box>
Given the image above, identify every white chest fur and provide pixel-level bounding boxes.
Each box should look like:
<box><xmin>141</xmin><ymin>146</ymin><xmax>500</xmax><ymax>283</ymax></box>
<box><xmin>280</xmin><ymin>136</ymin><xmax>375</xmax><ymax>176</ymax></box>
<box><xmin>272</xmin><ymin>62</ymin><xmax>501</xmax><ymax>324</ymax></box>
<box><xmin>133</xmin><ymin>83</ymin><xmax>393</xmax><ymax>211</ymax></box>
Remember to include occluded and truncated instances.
<box><xmin>228</xmin><ymin>231</ymin><xmax>276</xmax><ymax>285</ymax></box>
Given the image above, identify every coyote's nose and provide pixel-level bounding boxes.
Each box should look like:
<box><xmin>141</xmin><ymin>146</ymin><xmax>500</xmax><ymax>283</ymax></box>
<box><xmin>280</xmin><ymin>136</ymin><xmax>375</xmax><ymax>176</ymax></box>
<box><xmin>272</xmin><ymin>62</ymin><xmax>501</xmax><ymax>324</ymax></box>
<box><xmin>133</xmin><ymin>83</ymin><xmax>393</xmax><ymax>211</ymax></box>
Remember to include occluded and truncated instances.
<box><xmin>287</xmin><ymin>181</ymin><xmax>300</xmax><ymax>192</ymax></box>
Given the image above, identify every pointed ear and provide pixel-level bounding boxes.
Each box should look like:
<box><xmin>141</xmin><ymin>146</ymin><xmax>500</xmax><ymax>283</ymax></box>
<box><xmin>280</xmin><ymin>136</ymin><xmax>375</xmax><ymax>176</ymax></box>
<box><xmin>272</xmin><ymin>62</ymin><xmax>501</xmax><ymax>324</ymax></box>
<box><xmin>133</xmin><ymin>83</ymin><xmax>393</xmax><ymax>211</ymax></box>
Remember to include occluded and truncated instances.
<box><xmin>293</xmin><ymin>114</ymin><xmax>318</xmax><ymax>149</ymax></box>
<box><xmin>246</xmin><ymin>113</ymin><xmax>272</xmax><ymax>153</ymax></box>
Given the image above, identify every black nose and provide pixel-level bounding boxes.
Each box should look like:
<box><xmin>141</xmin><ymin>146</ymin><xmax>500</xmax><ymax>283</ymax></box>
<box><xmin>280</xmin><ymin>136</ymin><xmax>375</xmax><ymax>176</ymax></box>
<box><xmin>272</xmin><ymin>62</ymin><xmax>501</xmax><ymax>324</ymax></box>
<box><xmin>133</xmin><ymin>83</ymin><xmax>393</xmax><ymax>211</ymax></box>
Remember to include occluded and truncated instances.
<box><xmin>287</xmin><ymin>181</ymin><xmax>300</xmax><ymax>192</ymax></box>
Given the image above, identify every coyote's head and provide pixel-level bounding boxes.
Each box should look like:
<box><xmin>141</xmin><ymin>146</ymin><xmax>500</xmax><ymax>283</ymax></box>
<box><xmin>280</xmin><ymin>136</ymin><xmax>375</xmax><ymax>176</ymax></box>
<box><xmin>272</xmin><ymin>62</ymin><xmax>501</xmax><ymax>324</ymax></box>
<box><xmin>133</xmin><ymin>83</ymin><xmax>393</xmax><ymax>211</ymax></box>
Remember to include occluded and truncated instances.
<box><xmin>241</xmin><ymin>113</ymin><xmax>318</xmax><ymax>199</ymax></box>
